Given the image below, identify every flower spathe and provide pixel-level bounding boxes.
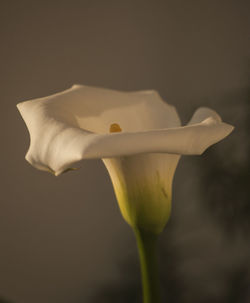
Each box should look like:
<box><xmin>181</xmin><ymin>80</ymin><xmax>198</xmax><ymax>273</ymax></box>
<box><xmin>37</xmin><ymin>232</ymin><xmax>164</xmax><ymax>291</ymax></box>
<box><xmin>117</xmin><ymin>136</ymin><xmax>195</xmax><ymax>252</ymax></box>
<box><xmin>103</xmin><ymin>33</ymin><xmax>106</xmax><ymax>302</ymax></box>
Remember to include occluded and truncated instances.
<box><xmin>17</xmin><ymin>85</ymin><xmax>234</xmax><ymax>233</ymax></box>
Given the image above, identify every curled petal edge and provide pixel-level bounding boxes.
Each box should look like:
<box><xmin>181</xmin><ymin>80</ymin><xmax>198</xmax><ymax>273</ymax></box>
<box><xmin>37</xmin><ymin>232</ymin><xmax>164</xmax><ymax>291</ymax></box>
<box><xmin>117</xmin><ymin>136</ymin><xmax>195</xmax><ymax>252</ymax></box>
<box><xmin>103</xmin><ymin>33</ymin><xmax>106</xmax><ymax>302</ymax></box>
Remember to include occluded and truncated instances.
<box><xmin>19</xmin><ymin>113</ymin><xmax>233</xmax><ymax>176</ymax></box>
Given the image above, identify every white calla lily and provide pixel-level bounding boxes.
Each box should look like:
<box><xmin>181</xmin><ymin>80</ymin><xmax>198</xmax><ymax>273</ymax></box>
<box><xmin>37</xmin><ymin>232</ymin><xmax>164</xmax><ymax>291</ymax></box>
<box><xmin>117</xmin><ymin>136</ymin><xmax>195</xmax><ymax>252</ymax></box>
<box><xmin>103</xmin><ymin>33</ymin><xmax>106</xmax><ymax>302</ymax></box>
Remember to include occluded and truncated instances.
<box><xmin>17</xmin><ymin>85</ymin><xmax>233</xmax><ymax>233</ymax></box>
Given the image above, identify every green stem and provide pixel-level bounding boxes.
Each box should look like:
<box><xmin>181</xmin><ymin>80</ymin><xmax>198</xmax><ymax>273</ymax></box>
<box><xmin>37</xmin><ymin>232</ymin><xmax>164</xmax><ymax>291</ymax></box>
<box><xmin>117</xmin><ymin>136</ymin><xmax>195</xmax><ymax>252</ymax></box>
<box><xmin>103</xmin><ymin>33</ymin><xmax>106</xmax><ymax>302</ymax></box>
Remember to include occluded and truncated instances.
<box><xmin>134</xmin><ymin>228</ymin><xmax>160</xmax><ymax>303</ymax></box>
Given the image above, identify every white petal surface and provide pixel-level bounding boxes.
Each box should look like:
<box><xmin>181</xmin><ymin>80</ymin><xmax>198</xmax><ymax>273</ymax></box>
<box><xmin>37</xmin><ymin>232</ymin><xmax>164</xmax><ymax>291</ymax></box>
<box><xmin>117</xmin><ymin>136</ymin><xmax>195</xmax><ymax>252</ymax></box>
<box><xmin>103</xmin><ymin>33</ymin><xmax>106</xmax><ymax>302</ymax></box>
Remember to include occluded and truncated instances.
<box><xmin>19</xmin><ymin>85</ymin><xmax>180</xmax><ymax>134</ymax></box>
<box><xmin>188</xmin><ymin>107</ymin><xmax>222</xmax><ymax>125</ymax></box>
<box><xmin>103</xmin><ymin>153</ymin><xmax>180</xmax><ymax>233</ymax></box>
<box><xmin>17</xmin><ymin>85</ymin><xmax>234</xmax><ymax>175</ymax></box>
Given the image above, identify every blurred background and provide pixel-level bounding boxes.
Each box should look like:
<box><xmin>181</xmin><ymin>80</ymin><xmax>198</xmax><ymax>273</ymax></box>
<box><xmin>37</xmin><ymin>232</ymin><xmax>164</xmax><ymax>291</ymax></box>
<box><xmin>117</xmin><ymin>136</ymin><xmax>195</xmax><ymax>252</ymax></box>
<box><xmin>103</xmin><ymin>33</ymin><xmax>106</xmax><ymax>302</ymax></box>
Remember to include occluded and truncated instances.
<box><xmin>0</xmin><ymin>0</ymin><xmax>249</xmax><ymax>302</ymax></box>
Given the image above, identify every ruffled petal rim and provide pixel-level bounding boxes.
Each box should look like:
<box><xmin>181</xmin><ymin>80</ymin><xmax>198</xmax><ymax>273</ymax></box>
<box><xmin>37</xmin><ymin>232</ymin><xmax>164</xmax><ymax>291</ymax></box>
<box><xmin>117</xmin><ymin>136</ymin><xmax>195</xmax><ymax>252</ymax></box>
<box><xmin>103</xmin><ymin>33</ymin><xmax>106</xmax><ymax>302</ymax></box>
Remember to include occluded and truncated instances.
<box><xmin>17</xmin><ymin>86</ymin><xmax>234</xmax><ymax>176</ymax></box>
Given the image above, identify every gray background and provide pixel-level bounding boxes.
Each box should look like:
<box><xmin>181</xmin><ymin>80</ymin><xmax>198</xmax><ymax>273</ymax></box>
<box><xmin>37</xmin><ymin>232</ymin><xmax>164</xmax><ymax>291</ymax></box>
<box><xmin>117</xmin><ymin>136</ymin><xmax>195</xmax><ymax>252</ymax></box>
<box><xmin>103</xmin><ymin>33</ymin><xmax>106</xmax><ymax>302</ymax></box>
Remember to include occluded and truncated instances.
<box><xmin>0</xmin><ymin>1</ymin><xmax>249</xmax><ymax>302</ymax></box>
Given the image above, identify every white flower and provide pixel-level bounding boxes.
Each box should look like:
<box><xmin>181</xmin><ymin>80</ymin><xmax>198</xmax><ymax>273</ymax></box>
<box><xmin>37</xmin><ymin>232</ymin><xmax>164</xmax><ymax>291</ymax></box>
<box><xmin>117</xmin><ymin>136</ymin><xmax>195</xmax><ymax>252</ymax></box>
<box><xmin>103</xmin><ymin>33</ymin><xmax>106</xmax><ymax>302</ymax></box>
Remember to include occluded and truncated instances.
<box><xmin>17</xmin><ymin>85</ymin><xmax>234</xmax><ymax>233</ymax></box>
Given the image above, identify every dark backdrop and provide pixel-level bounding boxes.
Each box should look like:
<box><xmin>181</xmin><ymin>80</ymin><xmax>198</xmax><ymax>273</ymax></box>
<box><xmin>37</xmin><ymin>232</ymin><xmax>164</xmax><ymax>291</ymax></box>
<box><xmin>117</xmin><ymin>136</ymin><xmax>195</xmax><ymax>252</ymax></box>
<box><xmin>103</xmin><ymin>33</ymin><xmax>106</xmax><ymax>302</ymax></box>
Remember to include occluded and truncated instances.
<box><xmin>0</xmin><ymin>1</ymin><xmax>249</xmax><ymax>302</ymax></box>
